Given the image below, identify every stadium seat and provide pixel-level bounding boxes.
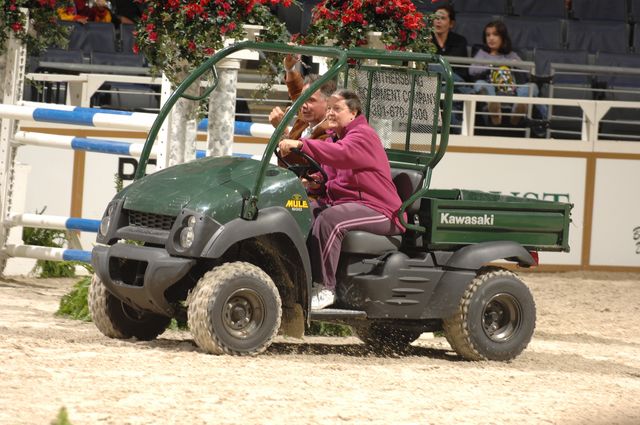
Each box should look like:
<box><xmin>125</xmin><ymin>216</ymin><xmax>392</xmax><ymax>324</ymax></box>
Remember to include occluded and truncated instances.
<box><xmin>90</xmin><ymin>51</ymin><xmax>156</xmax><ymax>111</ymax></box>
<box><xmin>634</xmin><ymin>23</ymin><xmax>640</xmax><ymax>53</ymax></box>
<box><xmin>511</xmin><ymin>0</ymin><xmax>566</xmax><ymax>18</ymax></box>
<box><xmin>503</xmin><ymin>17</ymin><xmax>564</xmax><ymax>51</ymax></box>
<box><xmin>53</xmin><ymin>21</ymin><xmax>85</xmax><ymax>51</ymax></box>
<box><xmin>412</xmin><ymin>0</ymin><xmax>442</xmax><ymax>14</ymax></box>
<box><xmin>593</xmin><ymin>52</ymin><xmax>640</xmax><ymax>140</ymax></box>
<box><xmin>630</xmin><ymin>0</ymin><xmax>640</xmax><ymax>23</ymax></box>
<box><xmin>455</xmin><ymin>0</ymin><xmax>507</xmax><ymax>15</ymax></box>
<box><xmin>541</xmin><ymin>50</ymin><xmax>594</xmax><ymax>140</ymax></box>
<box><xmin>455</xmin><ymin>13</ymin><xmax>501</xmax><ymax>49</ymax></box>
<box><xmin>39</xmin><ymin>48</ymin><xmax>85</xmax><ymax>65</ymax></box>
<box><xmin>565</xmin><ymin>20</ymin><xmax>629</xmax><ymax>54</ymax></box>
<box><xmin>571</xmin><ymin>0</ymin><xmax>627</xmax><ymax>22</ymax></box>
<box><xmin>120</xmin><ymin>23</ymin><xmax>136</xmax><ymax>54</ymax></box>
<box><xmin>533</xmin><ymin>48</ymin><xmax>589</xmax><ymax>80</ymax></box>
<box><xmin>81</xmin><ymin>22</ymin><xmax>117</xmax><ymax>53</ymax></box>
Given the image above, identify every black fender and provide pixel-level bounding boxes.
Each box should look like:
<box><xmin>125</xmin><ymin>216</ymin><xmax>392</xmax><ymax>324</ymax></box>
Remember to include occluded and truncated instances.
<box><xmin>445</xmin><ymin>241</ymin><xmax>535</xmax><ymax>270</ymax></box>
<box><xmin>201</xmin><ymin>206</ymin><xmax>312</xmax><ymax>290</ymax></box>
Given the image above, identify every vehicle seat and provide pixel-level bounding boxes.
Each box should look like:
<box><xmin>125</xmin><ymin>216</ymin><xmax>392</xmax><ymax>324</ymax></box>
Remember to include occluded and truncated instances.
<box><xmin>341</xmin><ymin>169</ymin><xmax>424</xmax><ymax>255</ymax></box>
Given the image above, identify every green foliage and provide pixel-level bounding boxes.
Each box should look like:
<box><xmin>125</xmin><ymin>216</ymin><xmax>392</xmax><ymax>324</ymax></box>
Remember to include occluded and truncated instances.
<box><xmin>56</xmin><ymin>276</ymin><xmax>91</xmax><ymax>321</ymax></box>
<box><xmin>51</xmin><ymin>407</ymin><xmax>73</xmax><ymax>425</ymax></box>
<box><xmin>308</xmin><ymin>321</ymin><xmax>352</xmax><ymax>337</ymax></box>
<box><xmin>22</xmin><ymin>221</ymin><xmax>76</xmax><ymax>278</ymax></box>
<box><xmin>114</xmin><ymin>173</ymin><xmax>123</xmax><ymax>193</ymax></box>
<box><xmin>1</xmin><ymin>2</ymin><xmax>70</xmax><ymax>55</ymax></box>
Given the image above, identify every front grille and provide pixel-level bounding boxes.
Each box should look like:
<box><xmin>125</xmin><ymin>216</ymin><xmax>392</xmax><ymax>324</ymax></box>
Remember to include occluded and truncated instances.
<box><xmin>127</xmin><ymin>210</ymin><xmax>176</xmax><ymax>231</ymax></box>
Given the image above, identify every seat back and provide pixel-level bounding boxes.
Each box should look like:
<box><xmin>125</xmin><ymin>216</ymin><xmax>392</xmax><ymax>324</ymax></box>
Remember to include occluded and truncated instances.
<box><xmin>511</xmin><ymin>0</ymin><xmax>566</xmax><ymax>18</ymax></box>
<box><xmin>571</xmin><ymin>0</ymin><xmax>627</xmax><ymax>21</ymax></box>
<box><xmin>456</xmin><ymin>0</ymin><xmax>507</xmax><ymax>14</ymax></box>
<box><xmin>534</xmin><ymin>48</ymin><xmax>589</xmax><ymax>80</ymax></box>
<box><xmin>456</xmin><ymin>13</ymin><xmax>501</xmax><ymax>48</ymax></box>
<box><xmin>566</xmin><ymin>20</ymin><xmax>629</xmax><ymax>54</ymax></box>
<box><xmin>120</xmin><ymin>23</ymin><xmax>136</xmax><ymax>54</ymax></box>
<box><xmin>82</xmin><ymin>22</ymin><xmax>117</xmax><ymax>53</ymax></box>
<box><xmin>391</xmin><ymin>168</ymin><xmax>424</xmax><ymax>217</ymax></box>
<box><xmin>503</xmin><ymin>17</ymin><xmax>564</xmax><ymax>50</ymax></box>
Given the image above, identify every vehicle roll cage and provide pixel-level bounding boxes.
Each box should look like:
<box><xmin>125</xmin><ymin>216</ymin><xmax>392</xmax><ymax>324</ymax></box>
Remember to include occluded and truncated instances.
<box><xmin>135</xmin><ymin>41</ymin><xmax>454</xmax><ymax>231</ymax></box>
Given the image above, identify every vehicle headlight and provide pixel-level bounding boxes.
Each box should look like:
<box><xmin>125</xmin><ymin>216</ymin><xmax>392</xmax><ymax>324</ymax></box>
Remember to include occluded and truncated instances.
<box><xmin>179</xmin><ymin>215</ymin><xmax>197</xmax><ymax>249</ymax></box>
<box><xmin>99</xmin><ymin>204</ymin><xmax>114</xmax><ymax>236</ymax></box>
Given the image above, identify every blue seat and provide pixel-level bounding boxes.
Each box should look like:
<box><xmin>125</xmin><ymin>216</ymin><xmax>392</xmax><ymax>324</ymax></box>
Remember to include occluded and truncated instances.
<box><xmin>593</xmin><ymin>52</ymin><xmax>640</xmax><ymax>140</ymax></box>
<box><xmin>594</xmin><ymin>52</ymin><xmax>640</xmax><ymax>91</ymax></box>
<box><xmin>39</xmin><ymin>48</ymin><xmax>85</xmax><ymax>65</ymax></box>
<box><xmin>53</xmin><ymin>21</ymin><xmax>85</xmax><ymax>51</ymax></box>
<box><xmin>455</xmin><ymin>13</ymin><xmax>501</xmax><ymax>50</ymax></box>
<box><xmin>90</xmin><ymin>51</ymin><xmax>155</xmax><ymax>111</ymax></box>
<box><xmin>120</xmin><ymin>23</ymin><xmax>136</xmax><ymax>54</ymax></box>
<box><xmin>81</xmin><ymin>22</ymin><xmax>117</xmax><ymax>53</ymax></box>
<box><xmin>412</xmin><ymin>0</ymin><xmax>441</xmax><ymax>14</ymax></box>
<box><xmin>533</xmin><ymin>48</ymin><xmax>589</xmax><ymax>81</ymax></box>
<box><xmin>455</xmin><ymin>0</ymin><xmax>507</xmax><ymax>14</ymax></box>
<box><xmin>566</xmin><ymin>20</ymin><xmax>629</xmax><ymax>54</ymax></box>
<box><xmin>571</xmin><ymin>0</ymin><xmax>627</xmax><ymax>22</ymax></box>
<box><xmin>630</xmin><ymin>0</ymin><xmax>640</xmax><ymax>24</ymax></box>
<box><xmin>511</xmin><ymin>0</ymin><xmax>566</xmax><ymax>18</ymax></box>
<box><xmin>503</xmin><ymin>17</ymin><xmax>564</xmax><ymax>50</ymax></box>
<box><xmin>91</xmin><ymin>51</ymin><xmax>145</xmax><ymax>68</ymax></box>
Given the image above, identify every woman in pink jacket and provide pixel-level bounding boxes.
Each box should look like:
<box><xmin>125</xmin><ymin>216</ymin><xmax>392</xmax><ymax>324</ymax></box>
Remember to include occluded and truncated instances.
<box><xmin>279</xmin><ymin>89</ymin><xmax>404</xmax><ymax>310</ymax></box>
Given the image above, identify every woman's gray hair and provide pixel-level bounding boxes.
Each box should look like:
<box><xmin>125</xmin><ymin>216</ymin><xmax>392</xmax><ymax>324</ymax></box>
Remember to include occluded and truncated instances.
<box><xmin>332</xmin><ymin>89</ymin><xmax>362</xmax><ymax>116</ymax></box>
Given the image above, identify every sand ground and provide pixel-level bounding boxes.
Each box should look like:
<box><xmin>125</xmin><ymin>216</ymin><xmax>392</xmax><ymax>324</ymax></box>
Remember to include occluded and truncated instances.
<box><xmin>1</xmin><ymin>271</ymin><xmax>639</xmax><ymax>425</ymax></box>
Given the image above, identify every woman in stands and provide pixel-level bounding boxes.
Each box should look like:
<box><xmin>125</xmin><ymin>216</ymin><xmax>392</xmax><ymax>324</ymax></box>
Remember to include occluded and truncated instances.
<box><xmin>470</xmin><ymin>20</ymin><xmax>540</xmax><ymax>126</ymax></box>
<box><xmin>58</xmin><ymin>0</ymin><xmax>112</xmax><ymax>24</ymax></box>
<box><xmin>278</xmin><ymin>90</ymin><xmax>405</xmax><ymax>310</ymax></box>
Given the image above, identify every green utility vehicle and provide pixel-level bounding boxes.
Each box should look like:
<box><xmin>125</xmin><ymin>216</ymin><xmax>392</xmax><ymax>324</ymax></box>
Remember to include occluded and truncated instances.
<box><xmin>89</xmin><ymin>43</ymin><xmax>572</xmax><ymax>361</ymax></box>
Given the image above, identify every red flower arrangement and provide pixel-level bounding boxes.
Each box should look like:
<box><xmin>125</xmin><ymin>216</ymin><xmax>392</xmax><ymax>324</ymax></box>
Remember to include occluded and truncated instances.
<box><xmin>134</xmin><ymin>0</ymin><xmax>292</xmax><ymax>84</ymax></box>
<box><xmin>1</xmin><ymin>0</ymin><xmax>69</xmax><ymax>54</ymax></box>
<box><xmin>302</xmin><ymin>0</ymin><xmax>434</xmax><ymax>52</ymax></box>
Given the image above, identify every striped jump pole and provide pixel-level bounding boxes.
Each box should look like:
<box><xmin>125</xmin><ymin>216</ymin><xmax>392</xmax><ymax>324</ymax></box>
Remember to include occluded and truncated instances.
<box><xmin>9</xmin><ymin>213</ymin><xmax>100</xmax><ymax>233</ymax></box>
<box><xmin>13</xmin><ymin>131</ymin><xmax>260</xmax><ymax>160</ymax></box>
<box><xmin>15</xmin><ymin>102</ymin><xmax>276</xmax><ymax>138</ymax></box>
<box><xmin>3</xmin><ymin>244</ymin><xmax>92</xmax><ymax>263</ymax></box>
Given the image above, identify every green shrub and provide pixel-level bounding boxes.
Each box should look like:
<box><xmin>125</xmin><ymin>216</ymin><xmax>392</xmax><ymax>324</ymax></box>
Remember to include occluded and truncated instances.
<box><xmin>56</xmin><ymin>277</ymin><xmax>91</xmax><ymax>321</ymax></box>
<box><xmin>22</xmin><ymin>208</ymin><xmax>77</xmax><ymax>278</ymax></box>
<box><xmin>51</xmin><ymin>407</ymin><xmax>73</xmax><ymax>425</ymax></box>
<box><xmin>307</xmin><ymin>321</ymin><xmax>352</xmax><ymax>337</ymax></box>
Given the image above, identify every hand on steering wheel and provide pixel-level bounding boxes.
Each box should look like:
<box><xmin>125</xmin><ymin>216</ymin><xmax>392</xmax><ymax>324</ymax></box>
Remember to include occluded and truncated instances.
<box><xmin>274</xmin><ymin>146</ymin><xmax>328</xmax><ymax>187</ymax></box>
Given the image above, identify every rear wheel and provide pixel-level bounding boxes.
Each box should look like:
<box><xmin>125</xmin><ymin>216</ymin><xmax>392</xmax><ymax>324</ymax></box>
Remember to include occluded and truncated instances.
<box><xmin>354</xmin><ymin>322</ymin><xmax>422</xmax><ymax>353</ymax></box>
<box><xmin>188</xmin><ymin>262</ymin><xmax>281</xmax><ymax>355</ymax></box>
<box><xmin>88</xmin><ymin>274</ymin><xmax>170</xmax><ymax>340</ymax></box>
<box><xmin>443</xmin><ymin>268</ymin><xmax>536</xmax><ymax>361</ymax></box>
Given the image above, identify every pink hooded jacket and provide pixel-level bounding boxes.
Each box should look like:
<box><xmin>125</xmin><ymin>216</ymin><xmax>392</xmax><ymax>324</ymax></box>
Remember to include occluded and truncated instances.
<box><xmin>300</xmin><ymin>114</ymin><xmax>405</xmax><ymax>231</ymax></box>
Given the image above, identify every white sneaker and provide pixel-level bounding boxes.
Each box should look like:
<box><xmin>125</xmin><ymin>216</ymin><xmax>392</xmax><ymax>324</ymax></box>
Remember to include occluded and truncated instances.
<box><xmin>311</xmin><ymin>286</ymin><xmax>336</xmax><ymax>310</ymax></box>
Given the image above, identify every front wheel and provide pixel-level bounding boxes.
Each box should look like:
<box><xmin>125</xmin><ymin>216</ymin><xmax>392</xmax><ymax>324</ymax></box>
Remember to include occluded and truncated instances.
<box><xmin>443</xmin><ymin>268</ymin><xmax>536</xmax><ymax>361</ymax></box>
<box><xmin>187</xmin><ymin>262</ymin><xmax>282</xmax><ymax>355</ymax></box>
<box><xmin>88</xmin><ymin>274</ymin><xmax>171</xmax><ymax>340</ymax></box>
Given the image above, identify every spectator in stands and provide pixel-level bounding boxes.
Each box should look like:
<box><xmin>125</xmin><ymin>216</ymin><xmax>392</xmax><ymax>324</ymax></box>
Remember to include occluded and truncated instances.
<box><xmin>431</xmin><ymin>4</ymin><xmax>471</xmax><ymax>132</ymax></box>
<box><xmin>433</xmin><ymin>5</ymin><xmax>468</xmax><ymax>60</ymax></box>
<box><xmin>112</xmin><ymin>0</ymin><xmax>144</xmax><ymax>25</ymax></box>
<box><xmin>58</xmin><ymin>0</ymin><xmax>112</xmax><ymax>24</ymax></box>
<box><xmin>469</xmin><ymin>20</ymin><xmax>541</xmax><ymax>126</ymax></box>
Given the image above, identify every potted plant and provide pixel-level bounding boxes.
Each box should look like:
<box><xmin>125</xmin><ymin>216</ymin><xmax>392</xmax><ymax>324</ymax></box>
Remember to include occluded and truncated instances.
<box><xmin>1</xmin><ymin>0</ymin><xmax>69</xmax><ymax>55</ymax></box>
<box><xmin>133</xmin><ymin>0</ymin><xmax>292</xmax><ymax>163</ymax></box>
<box><xmin>302</xmin><ymin>0</ymin><xmax>434</xmax><ymax>53</ymax></box>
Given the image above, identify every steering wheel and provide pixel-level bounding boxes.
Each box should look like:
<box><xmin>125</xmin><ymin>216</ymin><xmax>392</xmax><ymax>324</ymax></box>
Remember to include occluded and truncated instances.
<box><xmin>275</xmin><ymin>147</ymin><xmax>328</xmax><ymax>186</ymax></box>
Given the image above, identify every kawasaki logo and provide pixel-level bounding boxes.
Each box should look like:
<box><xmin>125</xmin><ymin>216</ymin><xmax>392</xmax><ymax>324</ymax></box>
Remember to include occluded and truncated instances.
<box><xmin>440</xmin><ymin>213</ymin><xmax>495</xmax><ymax>226</ymax></box>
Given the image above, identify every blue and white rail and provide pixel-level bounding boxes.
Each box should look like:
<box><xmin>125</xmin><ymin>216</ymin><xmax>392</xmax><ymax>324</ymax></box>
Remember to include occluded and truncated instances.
<box><xmin>14</xmin><ymin>102</ymin><xmax>276</xmax><ymax>138</ymax></box>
